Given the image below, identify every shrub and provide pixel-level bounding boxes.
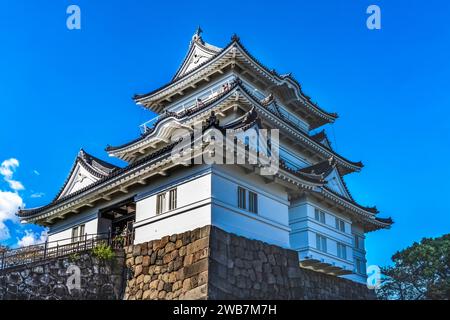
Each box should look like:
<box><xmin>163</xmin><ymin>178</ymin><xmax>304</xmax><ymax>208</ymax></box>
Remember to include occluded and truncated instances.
<box><xmin>92</xmin><ymin>243</ymin><xmax>115</xmax><ymax>261</ymax></box>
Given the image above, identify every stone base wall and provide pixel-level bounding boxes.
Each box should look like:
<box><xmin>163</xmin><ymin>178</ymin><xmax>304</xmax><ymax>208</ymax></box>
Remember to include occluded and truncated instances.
<box><xmin>208</xmin><ymin>227</ymin><xmax>375</xmax><ymax>300</ymax></box>
<box><xmin>0</xmin><ymin>250</ymin><xmax>125</xmax><ymax>300</ymax></box>
<box><xmin>124</xmin><ymin>225</ymin><xmax>375</xmax><ymax>300</ymax></box>
<box><xmin>124</xmin><ymin>226</ymin><xmax>210</xmax><ymax>300</ymax></box>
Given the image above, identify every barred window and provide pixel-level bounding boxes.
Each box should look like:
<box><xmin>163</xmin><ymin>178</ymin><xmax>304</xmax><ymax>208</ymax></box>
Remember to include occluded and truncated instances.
<box><xmin>316</xmin><ymin>234</ymin><xmax>327</xmax><ymax>253</ymax></box>
<box><xmin>335</xmin><ymin>218</ymin><xmax>345</xmax><ymax>232</ymax></box>
<box><xmin>314</xmin><ymin>208</ymin><xmax>326</xmax><ymax>224</ymax></box>
<box><xmin>79</xmin><ymin>224</ymin><xmax>85</xmax><ymax>240</ymax></box>
<box><xmin>337</xmin><ymin>242</ymin><xmax>347</xmax><ymax>260</ymax></box>
<box><xmin>71</xmin><ymin>227</ymin><xmax>79</xmax><ymax>243</ymax></box>
<box><xmin>169</xmin><ymin>189</ymin><xmax>177</xmax><ymax>211</ymax></box>
<box><xmin>249</xmin><ymin>191</ymin><xmax>258</xmax><ymax>214</ymax></box>
<box><xmin>156</xmin><ymin>193</ymin><xmax>166</xmax><ymax>215</ymax></box>
<box><xmin>237</xmin><ymin>186</ymin><xmax>246</xmax><ymax>210</ymax></box>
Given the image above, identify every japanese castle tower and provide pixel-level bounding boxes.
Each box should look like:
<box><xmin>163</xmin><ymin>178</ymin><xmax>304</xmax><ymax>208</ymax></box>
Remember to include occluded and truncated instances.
<box><xmin>18</xmin><ymin>30</ymin><xmax>392</xmax><ymax>284</ymax></box>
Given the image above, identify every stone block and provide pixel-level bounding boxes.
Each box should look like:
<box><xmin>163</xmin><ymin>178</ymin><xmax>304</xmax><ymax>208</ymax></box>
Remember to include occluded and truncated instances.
<box><xmin>132</xmin><ymin>245</ymin><xmax>141</xmax><ymax>257</ymax></box>
<box><xmin>142</xmin><ymin>255</ymin><xmax>151</xmax><ymax>267</ymax></box>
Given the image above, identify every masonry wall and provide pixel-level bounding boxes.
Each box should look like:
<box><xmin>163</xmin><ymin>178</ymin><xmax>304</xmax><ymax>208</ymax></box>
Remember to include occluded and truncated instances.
<box><xmin>124</xmin><ymin>226</ymin><xmax>210</xmax><ymax>300</ymax></box>
<box><xmin>208</xmin><ymin>227</ymin><xmax>375</xmax><ymax>300</ymax></box>
<box><xmin>124</xmin><ymin>225</ymin><xmax>376</xmax><ymax>300</ymax></box>
<box><xmin>0</xmin><ymin>250</ymin><xmax>125</xmax><ymax>300</ymax></box>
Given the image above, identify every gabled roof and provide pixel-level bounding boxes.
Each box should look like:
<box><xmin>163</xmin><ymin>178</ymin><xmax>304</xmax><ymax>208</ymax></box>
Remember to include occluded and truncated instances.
<box><xmin>310</xmin><ymin>130</ymin><xmax>332</xmax><ymax>150</ymax></box>
<box><xmin>53</xmin><ymin>149</ymin><xmax>119</xmax><ymax>201</ymax></box>
<box><xmin>110</xmin><ymin>79</ymin><xmax>363</xmax><ymax>174</ymax></box>
<box><xmin>18</xmin><ymin>113</ymin><xmax>392</xmax><ymax>232</ymax></box>
<box><xmin>172</xmin><ymin>27</ymin><xmax>222</xmax><ymax>80</ymax></box>
<box><xmin>133</xmin><ymin>32</ymin><xmax>337</xmax><ymax>129</ymax></box>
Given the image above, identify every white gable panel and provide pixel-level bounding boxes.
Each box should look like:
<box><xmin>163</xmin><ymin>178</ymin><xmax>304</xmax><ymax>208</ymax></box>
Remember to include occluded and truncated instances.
<box><xmin>325</xmin><ymin>168</ymin><xmax>351</xmax><ymax>199</ymax></box>
<box><xmin>58</xmin><ymin>163</ymin><xmax>101</xmax><ymax>199</ymax></box>
<box><xmin>177</xmin><ymin>44</ymin><xmax>217</xmax><ymax>78</ymax></box>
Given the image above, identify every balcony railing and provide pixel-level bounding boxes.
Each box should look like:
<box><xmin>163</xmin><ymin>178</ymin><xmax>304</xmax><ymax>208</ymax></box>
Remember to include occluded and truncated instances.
<box><xmin>139</xmin><ymin>80</ymin><xmax>234</xmax><ymax>134</ymax></box>
<box><xmin>0</xmin><ymin>231</ymin><xmax>134</xmax><ymax>271</ymax></box>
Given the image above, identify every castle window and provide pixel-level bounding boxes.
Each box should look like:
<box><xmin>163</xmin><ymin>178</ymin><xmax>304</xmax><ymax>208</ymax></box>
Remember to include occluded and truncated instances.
<box><xmin>249</xmin><ymin>191</ymin><xmax>258</xmax><ymax>214</ymax></box>
<box><xmin>71</xmin><ymin>227</ymin><xmax>79</xmax><ymax>243</ymax></box>
<box><xmin>71</xmin><ymin>224</ymin><xmax>85</xmax><ymax>243</ymax></box>
<box><xmin>337</xmin><ymin>242</ymin><xmax>347</xmax><ymax>260</ymax></box>
<box><xmin>79</xmin><ymin>224</ymin><xmax>85</xmax><ymax>240</ymax></box>
<box><xmin>316</xmin><ymin>234</ymin><xmax>327</xmax><ymax>253</ymax></box>
<box><xmin>314</xmin><ymin>208</ymin><xmax>326</xmax><ymax>224</ymax></box>
<box><xmin>237</xmin><ymin>186</ymin><xmax>247</xmax><ymax>210</ymax></box>
<box><xmin>169</xmin><ymin>189</ymin><xmax>177</xmax><ymax>211</ymax></box>
<box><xmin>355</xmin><ymin>258</ymin><xmax>366</xmax><ymax>275</ymax></box>
<box><xmin>156</xmin><ymin>188</ymin><xmax>177</xmax><ymax>215</ymax></box>
<box><xmin>355</xmin><ymin>235</ymin><xmax>364</xmax><ymax>250</ymax></box>
<box><xmin>156</xmin><ymin>192</ymin><xmax>166</xmax><ymax>215</ymax></box>
<box><xmin>335</xmin><ymin>218</ymin><xmax>345</xmax><ymax>232</ymax></box>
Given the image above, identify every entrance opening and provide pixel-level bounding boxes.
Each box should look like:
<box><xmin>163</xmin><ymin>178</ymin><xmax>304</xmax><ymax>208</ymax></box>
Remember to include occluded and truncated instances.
<box><xmin>99</xmin><ymin>198</ymin><xmax>136</xmax><ymax>246</ymax></box>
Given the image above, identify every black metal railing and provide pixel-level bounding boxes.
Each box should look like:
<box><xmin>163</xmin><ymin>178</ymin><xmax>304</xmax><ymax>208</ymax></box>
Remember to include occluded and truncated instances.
<box><xmin>0</xmin><ymin>231</ymin><xmax>134</xmax><ymax>271</ymax></box>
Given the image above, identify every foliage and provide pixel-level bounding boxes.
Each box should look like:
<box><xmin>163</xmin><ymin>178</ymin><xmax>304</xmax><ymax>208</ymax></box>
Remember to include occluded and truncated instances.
<box><xmin>69</xmin><ymin>252</ymin><xmax>81</xmax><ymax>262</ymax></box>
<box><xmin>377</xmin><ymin>234</ymin><xmax>450</xmax><ymax>300</ymax></box>
<box><xmin>92</xmin><ymin>243</ymin><xmax>115</xmax><ymax>261</ymax></box>
<box><xmin>0</xmin><ymin>245</ymin><xmax>8</xmax><ymax>253</ymax></box>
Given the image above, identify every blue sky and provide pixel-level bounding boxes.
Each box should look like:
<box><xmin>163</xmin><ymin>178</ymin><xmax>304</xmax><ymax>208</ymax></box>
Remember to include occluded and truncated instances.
<box><xmin>0</xmin><ymin>0</ymin><xmax>449</xmax><ymax>266</ymax></box>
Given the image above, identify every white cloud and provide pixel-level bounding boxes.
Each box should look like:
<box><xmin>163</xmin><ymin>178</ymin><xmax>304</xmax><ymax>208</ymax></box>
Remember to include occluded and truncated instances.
<box><xmin>7</xmin><ymin>180</ymin><xmax>25</xmax><ymax>191</ymax></box>
<box><xmin>30</xmin><ymin>192</ymin><xmax>45</xmax><ymax>198</ymax></box>
<box><xmin>33</xmin><ymin>170</ymin><xmax>40</xmax><ymax>176</ymax></box>
<box><xmin>0</xmin><ymin>222</ymin><xmax>11</xmax><ymax>241</ymax></box>
<box><xmin>0</xmin><ymin>191</ymin><xmax>23</xmax><ymax>241</ymax></box>
<box><xmin>17</xmin><ymin>229</ymin><xmax>48</xmax><ymax>247</ymax></box>
<box><xmin>0</xmin><ymin>158</ymin><xmax>25</xmax><ymax>192</ymax></box>
<box><xmin>0</xmin><ymin>158</ymin><xmax>19</xmax><ymax>179</ymax></box>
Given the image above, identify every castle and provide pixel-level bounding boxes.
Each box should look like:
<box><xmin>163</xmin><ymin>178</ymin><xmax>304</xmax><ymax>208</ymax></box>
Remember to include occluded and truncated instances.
<box><xmin>18</xmin><ymin>29</ymin><xmax>392</xmax><ymax>287</ymax></box>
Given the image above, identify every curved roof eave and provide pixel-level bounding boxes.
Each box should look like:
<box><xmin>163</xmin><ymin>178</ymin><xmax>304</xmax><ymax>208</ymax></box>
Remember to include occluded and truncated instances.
<box><xmin>112</xmin><ymin>80</ymin><xmax>363</xmax><ymax>172</ymax></box>
<box><xmin>133</xmin><ymin>36</ymin><xmax>337</xmax><ymax>124</ymax></box>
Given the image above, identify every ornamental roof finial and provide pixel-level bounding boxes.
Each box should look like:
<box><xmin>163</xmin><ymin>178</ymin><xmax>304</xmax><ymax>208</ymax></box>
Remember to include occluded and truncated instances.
<box><xmin>231</xmin><ymin>33</ymin><xmax>240</xmax><ymax>42</ymax></box>
<box><xmin>192</xmin><ymin>26</ymin><xmax>203</xmax><ymax>42</ymax></box>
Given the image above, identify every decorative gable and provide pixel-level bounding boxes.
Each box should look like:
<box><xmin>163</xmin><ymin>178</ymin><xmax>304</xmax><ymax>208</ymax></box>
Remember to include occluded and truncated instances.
<box><xmin>55</xmin><ymin>149</ymin><xmax>118</xmax><ymax>200</ymax></box>
<box><xmin>324</xmin><ymin>168</ymin><xmax>351</xmax><ymax>199</ymax></box>
<box><xmin>58</xmin><ymin>162</ymin><xmax>102</xmax><ymax>199</ymax></box>
<box><xmin>173</xmin><ymin>28</ymin><xmax>221</xmax><ymax>80</ymax></box>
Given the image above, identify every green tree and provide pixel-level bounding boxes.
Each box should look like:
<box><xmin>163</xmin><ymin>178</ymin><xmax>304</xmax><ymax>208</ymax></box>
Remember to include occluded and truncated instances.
<box><xmin>377</xmin><ymin>234</ymin><xmax>450</xmax><ymax>300</ymax></box>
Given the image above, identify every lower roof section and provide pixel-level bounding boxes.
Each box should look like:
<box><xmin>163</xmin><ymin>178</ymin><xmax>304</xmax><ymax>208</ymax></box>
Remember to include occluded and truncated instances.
<box><xmin>19</xmin><ymin>112</ymin><xmax>392</xmax><ymax>232</ymax></box>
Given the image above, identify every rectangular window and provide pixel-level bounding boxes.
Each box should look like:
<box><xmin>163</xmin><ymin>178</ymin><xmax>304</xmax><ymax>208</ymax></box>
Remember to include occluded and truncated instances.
<box><xmin>314</xmin><ymin>208</ymin><xmax>326</xmax><ymax>224</ymax></box>
<box><xmin>316</xmin><ymin>234</ymin><xmax>327</xmax><ymax>253</ymax></box>
<box><xmin>71</xmin><ymin>227</ymin><xmax>79</xmax><ymax>243</ymax></box>
<box><xmin>337</xmin><ymin>242</ymin><xmax>347</xmax><ymax>260</ymax></box>
<box><xmin>79</xmin><ymin>224</ymin><xmax>85</xmax><ymax>240</ymax></box>
<box><xmin>355</xmin><ymin>258</ymin><xmax>366</xmax><ymax>274</ymax></box>
<box><xmin>335</xmin><ymin>218</ymin><xmax>345</xmax><ymax>232</ymax></box>
<box><xmin>355</xmin><ymin>235</ymin><xmax>364</xmax><ymax>250</ymax></box>
<box><xmin>156</xmin><ymin>193</ymin><xmax>166</xmax><ymax>215</ymax></box>
<box><xmin>248</xmin><ymin>191</ymin><xmax>258</xmax><ymax>214</ymax></box>
<box><xmin>237</xmin><ymin>186</ymin><xmax>246</xmax><ymax>210</ymax></box>
<box><xmin>169</xmin><ymin>189</ymin><xmax>177</xmax><ymax>211</ymax></box>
